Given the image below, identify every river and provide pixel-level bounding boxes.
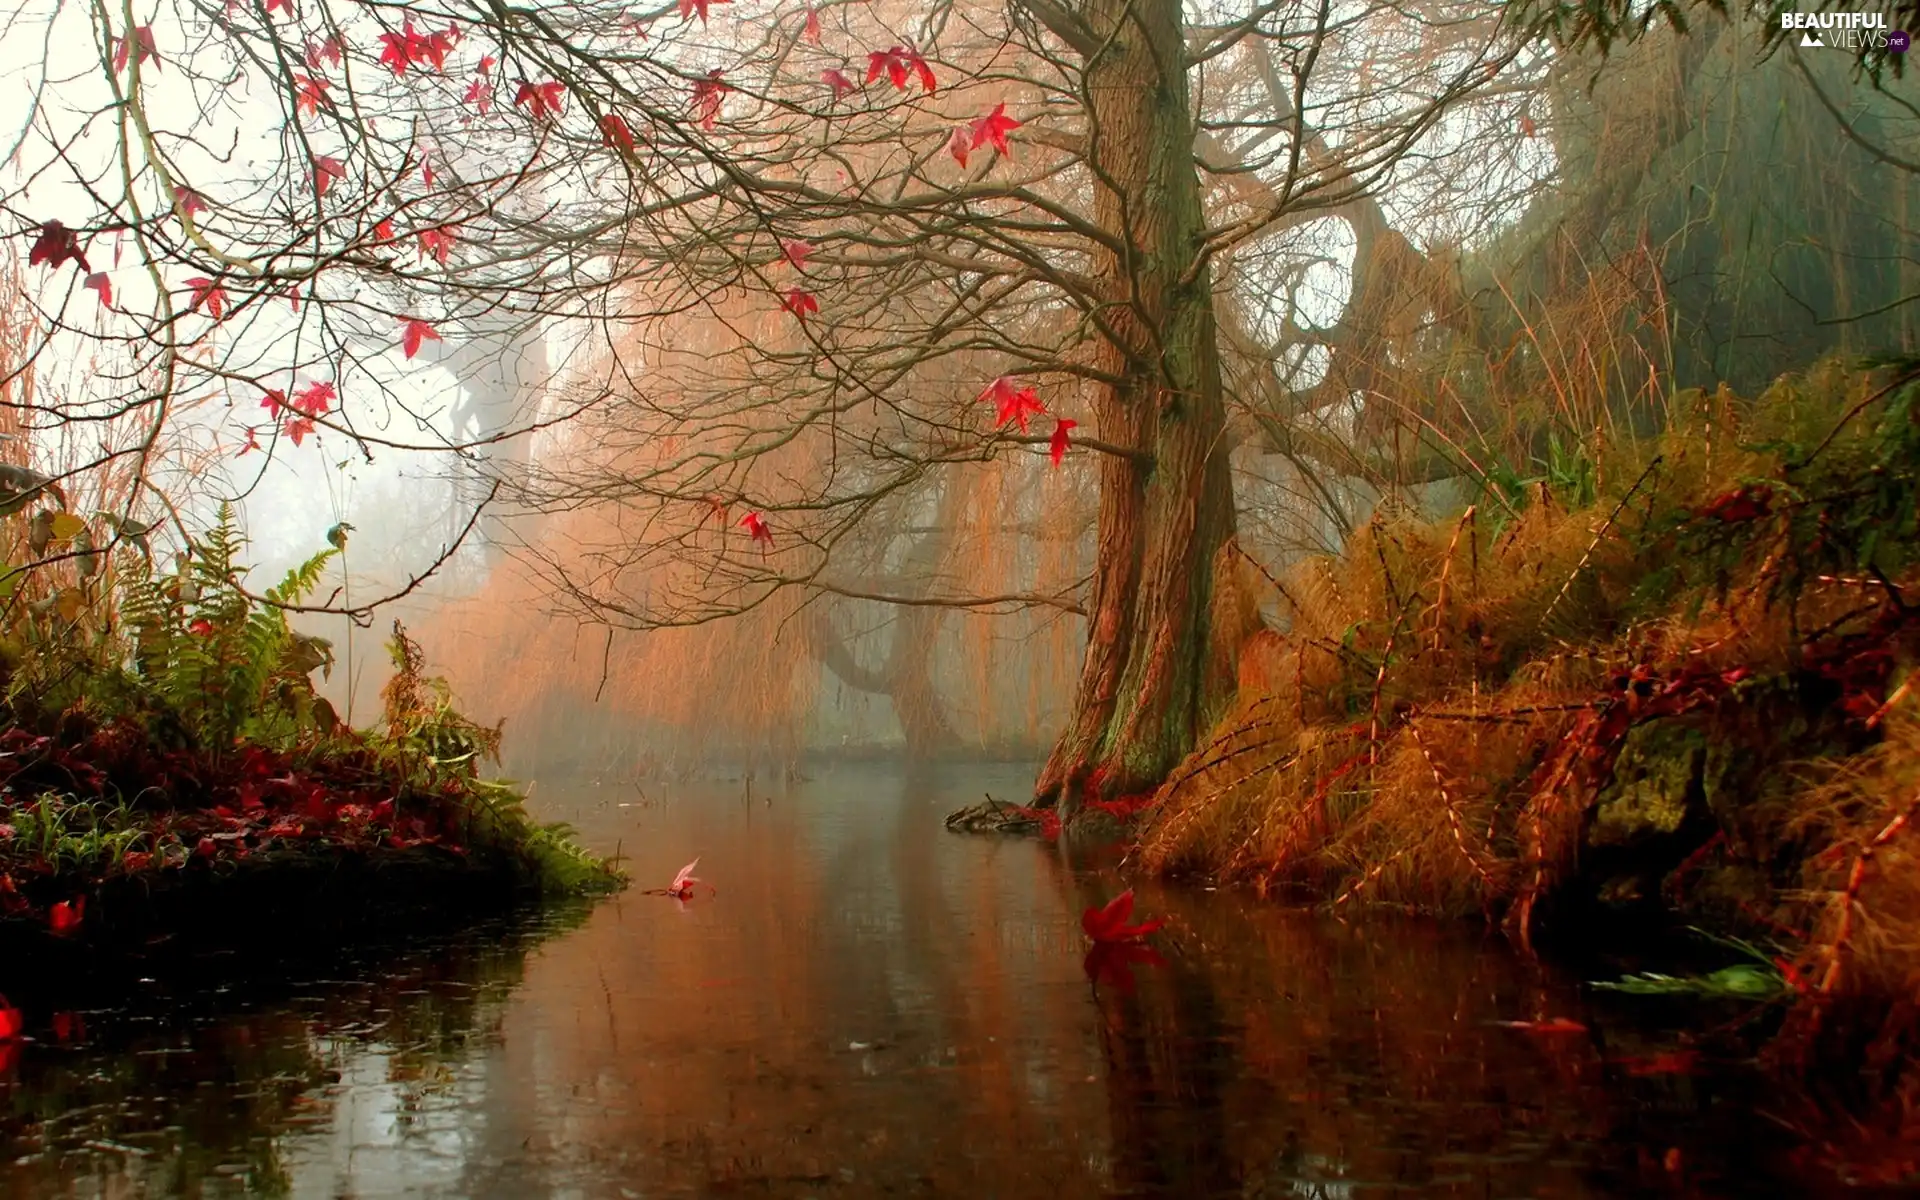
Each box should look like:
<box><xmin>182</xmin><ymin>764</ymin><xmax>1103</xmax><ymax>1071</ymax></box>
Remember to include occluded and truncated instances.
<box><xmin>0</xmin><ymin>763</ymin><xmax>1836</xmax><ymax>1197</ymax></box>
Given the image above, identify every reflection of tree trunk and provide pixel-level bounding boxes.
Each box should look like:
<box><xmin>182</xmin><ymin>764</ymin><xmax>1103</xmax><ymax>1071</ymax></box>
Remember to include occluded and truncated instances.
<box><xmin>1034</xmin><ymin>0</ymin><xmax>1246</xmax><ymax>812</ymax></box>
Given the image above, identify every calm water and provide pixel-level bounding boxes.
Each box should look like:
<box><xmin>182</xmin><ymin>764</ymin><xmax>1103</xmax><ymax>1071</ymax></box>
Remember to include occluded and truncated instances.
<box><xmin>0</xmin><ymin>764</ymin><xmax>1837</xmax><ymax>1197</ymax></box>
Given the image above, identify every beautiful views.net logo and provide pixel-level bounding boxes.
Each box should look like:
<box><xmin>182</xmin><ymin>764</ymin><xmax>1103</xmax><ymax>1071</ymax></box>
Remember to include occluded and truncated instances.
<box><xmin>1779</xmin><ymin>10</ymin><xmax>1911</xmax><ymax>51</ymax></box>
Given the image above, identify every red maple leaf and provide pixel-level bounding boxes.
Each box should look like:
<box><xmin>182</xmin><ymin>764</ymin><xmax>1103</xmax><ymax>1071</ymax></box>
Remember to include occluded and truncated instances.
<box><xmin>866</xmin><ymin>46</ymin><xmax>908</xmax><ymax>89</ymax></box>
<box><xmin>48</xmin><ymin>896</ymin><xmax>85</xmax><ymax>936</ymax></box>
<box><xmin>399</xmin><ymin>317</ymin><xmax>441</xmax><ymax>358</ymax></box>
<box><xmin>677</xmin><ymin>0</ymin><xmax>728</xmax><ymax>23</ymax></box>
<box><xmin>947</xmin><ymin>125</ymin><xmax>970</xmax><ymax>167</ymax></box>
<box><xmin>27</xmin><ymin>221</ymin><xmax>88</xmax><ymax>272</ymax></box>
<box><xmin>980</xmin><ymin>375</ymin><xmax>1045</xmax><ymax>432</ymax></box>
<box><xmin>1049</xmin><ymin>417</ymin><xmax>1076</xmax><ymax>466</ymax></box>
<box><xmin>84</xmin><ymin>272</ymin><xmax>112</xmax><ymax>308</ymax></box>
<box><xmin>185</xmin><ymin>276</ymin><xmax>228</xmax><ymax>319</ymax></box>
<box><xmin>237</xmin><ymin>426</ymin><xmax>262</xmax><ymax>457</ymax></box>
<box><xmin>312</xmin><ymin>154</ymin><xmax>346</xmax><ymax>196</ymax></box>
<box><xmin>285</xmin><ymin>417</ymin><xmax>316</xmax><ymax>446</ymax></box>
<box><xmin>293</xmin><ymin>73</ymin><xmax>329</xmax><ymax>117</ymax></box>
<box><xmin>417</xmin><ymin>226</ymin><xmax>456</xmax><ymax>264</ymax></box>
<box><xmin>260</xmin><ymin>388</ymin><xmax>287</xmax><ymax>418</ymax></box>
<box><xmin>600</xmin><ymin>113</ymin><xmax>637</xmax><ymax>154</ymax></box>
<box><xmin>305</xmin><ymin>36</ymin><xmax>343</xmax><ymax>68</ymax></box>
<box><xmin>377</xmin><ymin>29</ymin><xmax>412</xmax><ymax>75</ymax></box>
<box><xmin>373</xmin><ymin>218</ymin><xmax>395</xmax><ymax>240</ymax></box>
<box><xmin>463</xmin><ymin>76</ymin><xmax>493</xmax><ymax>115</ymax></box>
<box><xmin>821</xmin><ymin>68</ymin><xmax>855</xmax><ymax>99</ymax></box>
<box><xmin>514</xmin><ymin>80</ymin><xmax>566</xmax><ymax>120</ymax></box>
<box><xmin>903</xmin><ymin>46</ymin><xmax>936</xmax><ymax>93</ymax></box>
<box><xmin>111</xmin><ymin>25</ymin><xmax>159</xmax><ymax>73</ymax></box>
<box><xmin>739</xmin><ymin>511</ymin><xmax>773</xmax><ymax>546</ymax></box>
<box><xmin>264</xmin><ymin>0</ymin><xmax>293</xmax><ymax>18</ymax></box>
<box><xmin>293</xmin><ymin>380</ymin><xmax>335</xmax><ymax>416</ymax></box>
<box><xmin>410</xmin><ymin>25</ymin><xmax>456</xmax><ymax>71</ymax></box>
<box><xmin>174</xmin><ymin>185</ymin><xmax>210</xmax><ymax>218</ymax></box>
<box><xmin>804</xmin><ymin>6</ymin><xmax>821</xmax><ymax>42</ymax></box>
<box><xmin>1081</xmin><ymin>890</ymin><xmax>1163</xmax><ymax>944</ymax></box>
<box><xmin>781</xmin><ymin>238</ymin><xmax>813</xmax><ymax>269</ymax></box>
<box><xmin>782</xmin><ymin>287</ymin><xmax>819</xmax><ymax>319</ymax></box>
<box><xmin>421</xmin><ymin>156</ymin><xmax>436</xmax><ymax>186</ymax></box>
<box><xmin>692</xmin><ymin>70</ymin><xmax>729</xmax><ymax>130</ymax></box>
<box><xmin>969</xmin><ymin>102</ymin><xmax>1019</xmax><ymax>155</ymax></box>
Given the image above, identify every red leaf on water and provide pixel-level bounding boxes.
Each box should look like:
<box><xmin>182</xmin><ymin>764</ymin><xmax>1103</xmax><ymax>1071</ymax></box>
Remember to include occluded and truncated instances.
<box><xmin>28</xmin><ymin>221</ymin><xmax>89</xmax><ymax>273</ymax></box>
<box><xmin>739</xmin><ymin>511</ymin><xmax>773</xmax><ymax>546</ymax></box>
<box><xmin>969</xmin><ymin>102</ymin><xmax>1019</xmax><ymax>155</ymax></box>
<box><xmin>821</xmin><ymin>68</ymin><xmax>855</xmax><ymax>99</ymax></box>
<box><xmin>84</xmin><ymin>272</ymin><xmax>112</xmax><ymax>308</ymax></box>
<box><xmin>514</xmin><ymin>80</ymin><xmax>566</xmax><ymax>120</ymax></box>
<box><xmin>692</xmin><ymin>71</ymin><xmax>729</xmax><ymax>130</ymax></box>
<box><xmin>399</xmin><ymin>317</ymin><xmax>441</xmax><ymax>358</ymax></box>
<box><xmin>947</xmin><ymin>126</ymin><xmax>970</xmax><ymax>167</ymax></box>
<box><xmin>1049</xmin><ymin>417</ymin><xmax>1076</xmax><ymax>466</ymax></box>
<box><xmin>49</xmin><ymin>896</ymin><xmax>85</xmax><ymax>936</ymax></box>
<box><xmin>979</xmin><ymin>375</ymin><xmax>1045</xmax><ymax>432</ymax></box>
<box><xmin>600</xmin><ymin>113</ymin><xmax>637</xmax><ymax>154</ymax></box>
<box><xmin>668</xmin><ymin>856</ymin><xmax>700</xmax><ymax>897</ymax></box>
<box><xmin>185</xmin><ymin>276</ymin><xmax>228</xmax><ymax>319</ymax></box>
<box><xmin>782</xmin><ymin>287</ymin><xmax>819</xmax><ymax>319</ymax></box>
<box><xmin>1082</xmin><ymin>890</ymin><xmax>1164</xmax><ymax>944</ymax></box>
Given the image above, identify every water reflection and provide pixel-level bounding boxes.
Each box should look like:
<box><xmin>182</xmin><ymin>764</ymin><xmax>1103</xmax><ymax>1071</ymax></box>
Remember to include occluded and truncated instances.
<box><xmin>0</xmin><ymin>765</ymin><xmax>1811</xmax><ymax>1197</ymax></box>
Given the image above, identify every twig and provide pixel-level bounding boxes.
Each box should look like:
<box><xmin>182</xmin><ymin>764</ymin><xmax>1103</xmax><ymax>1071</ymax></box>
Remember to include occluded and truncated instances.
<box><xmin>1817</xmin><ymin>794</ymin><xmax>1920</xmax><ymax>994</ymax></box>
<box><xmin>1539</xmin><ymin>454</ymin><xmax>1662</xmax><ymax>631</ymax></box>
<box><xmin>1407</xmin><ymin>714</ymin><xmax>1496</xmax><ymax>894</ymax></box>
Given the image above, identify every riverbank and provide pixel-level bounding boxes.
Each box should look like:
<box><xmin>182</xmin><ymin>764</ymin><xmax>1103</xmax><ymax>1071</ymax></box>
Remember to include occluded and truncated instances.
<box><xmin>1115</xmin><ymin>356</ymin><xmax>1920</xmax><ymax>1173</ymax></box>
<box><xmin>0</xmin><ymin>515</ymin><xmax>621</xmax><ymax>970</ymax></box>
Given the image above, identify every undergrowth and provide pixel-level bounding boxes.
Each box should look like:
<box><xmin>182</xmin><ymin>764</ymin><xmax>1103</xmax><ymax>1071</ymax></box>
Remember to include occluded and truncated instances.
<box><xmin>1138</xmin><ymin>356</ymin><xmax>1920</xmax><ymax>1159</ymax></box>
<box><xmin>0</xmin><ymin>507</ymin><xmax>621</xmax><ymax>931</ymax></box>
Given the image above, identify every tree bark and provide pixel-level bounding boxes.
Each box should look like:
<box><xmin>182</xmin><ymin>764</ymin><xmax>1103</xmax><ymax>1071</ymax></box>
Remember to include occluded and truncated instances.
<box><xmin>1034</xmin><ymin>0</ymin><xmax>1244</xmax><ymax>811</ymax></box>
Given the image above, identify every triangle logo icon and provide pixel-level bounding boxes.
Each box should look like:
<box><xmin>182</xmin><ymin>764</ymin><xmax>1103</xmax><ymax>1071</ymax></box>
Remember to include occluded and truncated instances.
<box><xmin>1800</xmin><ymin>29</ymin><xmax>1824</xmax><ymax>46</ymax></box>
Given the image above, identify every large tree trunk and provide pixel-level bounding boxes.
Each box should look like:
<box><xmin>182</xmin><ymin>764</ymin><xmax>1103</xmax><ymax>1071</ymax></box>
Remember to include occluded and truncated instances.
<box><xmin>1034</xmin><ymin>0</ymin><xmax>1244</xmax><ymax>811</ymax></box>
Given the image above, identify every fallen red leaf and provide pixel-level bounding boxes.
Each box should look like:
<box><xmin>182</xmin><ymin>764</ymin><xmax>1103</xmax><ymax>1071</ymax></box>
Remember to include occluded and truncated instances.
<box><xmin>49</xmin><ymin>896</ymin><xmax>85</xmax><ymax>936</ymax></box>
<box><xmin>1082</xmin><ymin>889</ymin><xmax>1164</xmax><ymax>944</ymax></box>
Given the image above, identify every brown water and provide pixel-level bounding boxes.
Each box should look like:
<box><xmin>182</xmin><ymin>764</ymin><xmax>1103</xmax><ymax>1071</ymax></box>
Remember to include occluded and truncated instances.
<box><xmin>0</xmin><ymin>764</ymin><xmax>1832</xmax><ymax>1197</ymax></box>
